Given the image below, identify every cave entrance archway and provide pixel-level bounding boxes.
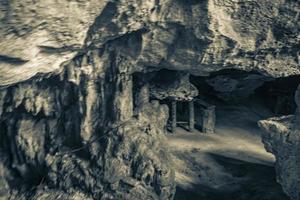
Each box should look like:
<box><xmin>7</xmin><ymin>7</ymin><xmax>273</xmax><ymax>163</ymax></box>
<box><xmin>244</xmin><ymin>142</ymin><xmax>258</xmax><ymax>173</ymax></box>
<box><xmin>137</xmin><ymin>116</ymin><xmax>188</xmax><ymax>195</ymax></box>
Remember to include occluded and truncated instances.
<box><xmin>170</xmin><ymin>69</ymin><xmax>300</xmax><ymax>200</ymax></box>
<box><xmin>254</xmin><ymin>75</ymin><xmax>300</xmax><ymax>115</ymax></box>
<box><xmin>132</xmin><ymin>67</ymin><xmax>299</xmax><ymax>200</ymax></box>
<box><xmin>191</xmin><ymin>69</ymin><xmax>300</xmax><ymax>117</ymax></box>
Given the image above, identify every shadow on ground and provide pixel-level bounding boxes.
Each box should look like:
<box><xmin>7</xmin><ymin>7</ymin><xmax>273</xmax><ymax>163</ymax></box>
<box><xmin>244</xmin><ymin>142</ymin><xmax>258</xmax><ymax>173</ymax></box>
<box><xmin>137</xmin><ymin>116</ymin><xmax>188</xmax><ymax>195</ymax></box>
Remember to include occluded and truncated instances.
<box><xmin>174</xmin><ymin>153</ymin><xmax>289</xmax><ymax>200</ymax></box>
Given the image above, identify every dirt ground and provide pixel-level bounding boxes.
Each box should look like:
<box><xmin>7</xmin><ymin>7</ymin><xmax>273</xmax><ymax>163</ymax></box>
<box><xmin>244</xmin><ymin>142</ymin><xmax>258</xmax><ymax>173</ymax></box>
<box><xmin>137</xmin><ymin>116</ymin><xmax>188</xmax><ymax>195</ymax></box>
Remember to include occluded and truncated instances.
<box><xmin>167</xmin><ymin>102</ymin><xmax>290</xmax><ymax>200</ymax></box>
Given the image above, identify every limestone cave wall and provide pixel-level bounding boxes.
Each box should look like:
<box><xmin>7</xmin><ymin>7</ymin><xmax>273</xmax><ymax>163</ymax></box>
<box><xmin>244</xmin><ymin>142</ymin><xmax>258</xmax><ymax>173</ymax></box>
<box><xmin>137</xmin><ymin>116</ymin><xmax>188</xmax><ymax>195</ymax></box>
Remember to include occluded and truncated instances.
<box><xmin>259</xmin><ymin>85</ymin><xmax>300</xmax><ymax>200</ymax></box>
<box><xmin>0</xmin><ymin>46</ymin><xmax>175</xmax><ymax>199</ymax></box>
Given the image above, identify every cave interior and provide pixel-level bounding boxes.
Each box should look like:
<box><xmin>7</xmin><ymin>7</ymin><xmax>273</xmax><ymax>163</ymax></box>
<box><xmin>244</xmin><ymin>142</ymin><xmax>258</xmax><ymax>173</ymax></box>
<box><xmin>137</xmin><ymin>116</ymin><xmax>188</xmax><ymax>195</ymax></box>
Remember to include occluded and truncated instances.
<box><xmin>133</xmin><ymin>68</ymin><xmax>300</xmax><ymax>200</ymax></box>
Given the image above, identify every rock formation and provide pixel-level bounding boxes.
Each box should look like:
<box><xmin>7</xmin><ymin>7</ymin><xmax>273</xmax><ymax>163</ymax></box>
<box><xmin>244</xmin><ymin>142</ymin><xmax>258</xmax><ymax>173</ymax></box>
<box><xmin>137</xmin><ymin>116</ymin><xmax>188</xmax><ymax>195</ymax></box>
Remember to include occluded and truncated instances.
<box><xmin>205</xmin><ymin>70</ymin><xmax>272</xmax><ymax>101</ymax></box>
<box><xmin>0</xmin><ymin>50</ymin><xmax>175</xmax><ymax>199</ymax></box>
<box><xmin>0</xmin><ymin>0</ymin><xmax>299</xmax><ymax>199</ymax></box>
<box><xmin>149</xmin><ymin>70</ymin><xmax>198</xmax><ymax>101</ymax></box>
<box><xmin>259</xmin><ymin>85</ymin><xmax>300</xmax><ymax>200</ymax></box>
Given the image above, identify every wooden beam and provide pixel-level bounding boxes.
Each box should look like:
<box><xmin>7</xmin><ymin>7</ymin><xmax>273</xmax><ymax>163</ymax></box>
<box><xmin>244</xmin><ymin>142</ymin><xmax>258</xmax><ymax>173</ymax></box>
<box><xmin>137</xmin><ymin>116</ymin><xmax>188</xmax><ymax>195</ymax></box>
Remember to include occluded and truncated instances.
<box><xmin>188</xmin><ymin>101</ymin><xmax>195</xmax><ymax>132</ymax></box>
<box><xmin>202</xmin><ymin>106</ymin><xmax>216</xmax><ymax>134</ymax></box>
<box><xmin>171</xmin><ymin>100</ymin><xmax>177</xmax><ymax>133</ymax></box>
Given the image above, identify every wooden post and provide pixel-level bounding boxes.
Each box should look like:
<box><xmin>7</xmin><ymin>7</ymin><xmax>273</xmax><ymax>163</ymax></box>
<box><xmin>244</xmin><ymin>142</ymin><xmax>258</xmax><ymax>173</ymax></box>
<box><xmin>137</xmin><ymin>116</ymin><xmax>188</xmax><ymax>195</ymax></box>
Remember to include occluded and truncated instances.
<box><xmin>171</xmin><ymin>100</ymin><xmax>177</xmax><ymax>133</ymax></box>
<box><xmin>202</xmin><ymin>106</ymin><xmax>215</xmax><ymax>134</ymax></box>
<box><xmin>188</xmin><ymin>100</ymin><xmax>194</xmax><ymax>132</ymax></box>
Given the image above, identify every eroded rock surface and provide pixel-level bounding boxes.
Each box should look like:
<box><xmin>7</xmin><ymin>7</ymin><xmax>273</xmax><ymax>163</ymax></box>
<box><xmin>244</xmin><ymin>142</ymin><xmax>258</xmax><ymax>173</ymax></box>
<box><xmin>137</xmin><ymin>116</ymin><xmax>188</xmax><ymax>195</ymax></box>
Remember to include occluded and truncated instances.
<box><xmin>0</xmin><ymin>49</ymin><xmax>175</xmax><ymax>199</ymax></box>
<box><xmin>1</xmin><ymin>0</ymin><xmax>300</xmax><ymax>87</ymax></box>
<box><xmin>149</xmin><ymin>70</ymin><xmax>198</xmax><ymax>101</ymax></box>
<box><xmin>206</xmin><ymin>70</ymin><xmax>272</xmax><ymax>101</ymax></box>
<box><xmin>259</xmin><ymin>85</ymin><xmax>300</xmax><ymax>200</ymax></box>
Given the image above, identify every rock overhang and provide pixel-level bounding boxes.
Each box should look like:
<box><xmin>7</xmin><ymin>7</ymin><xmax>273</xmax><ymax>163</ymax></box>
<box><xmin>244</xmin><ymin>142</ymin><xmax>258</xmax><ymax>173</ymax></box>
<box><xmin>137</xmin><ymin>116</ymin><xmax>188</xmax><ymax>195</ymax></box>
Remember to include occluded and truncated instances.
<box><xmin>0</xmin><ymin>0</ymin><xmax>299</xmax><ymax>87</ymax></box>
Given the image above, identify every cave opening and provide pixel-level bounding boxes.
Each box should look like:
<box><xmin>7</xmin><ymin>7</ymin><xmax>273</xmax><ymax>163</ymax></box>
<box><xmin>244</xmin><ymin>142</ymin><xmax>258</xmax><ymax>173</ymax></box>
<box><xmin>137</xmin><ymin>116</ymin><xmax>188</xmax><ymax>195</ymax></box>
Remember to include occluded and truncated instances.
<box><xmin>254</xmin><ymin>75</ymin><xmax>300</xmax><ymax>115</ymax></box>
<box><xmin>191</xmin><ymin>69</ymin><xmax>300</xmax><ymax>116</ymax></box>
<box><xmin>132</xmin><ymin>67</ymin><xmax>300</xmax><ymax>200</ymax></box>
<box><xmin>132</xmin><ymin>68</ymin><xmax>212</xmax><ymax>133</ymax></box>
<box><xmin>169</xmin><ymin>69</ymin><xmax>299</xmax><ymax>200</ymax></box>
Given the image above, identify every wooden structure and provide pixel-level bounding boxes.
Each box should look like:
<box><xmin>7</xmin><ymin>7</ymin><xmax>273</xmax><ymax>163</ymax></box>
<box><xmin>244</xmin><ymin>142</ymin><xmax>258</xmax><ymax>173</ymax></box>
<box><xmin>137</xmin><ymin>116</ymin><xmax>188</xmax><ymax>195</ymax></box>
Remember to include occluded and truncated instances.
<box><xmin>194</xmin><ymin>99</ymin><xmax>215</xmax><ymax>134</ymax></box>
<box><xmin>169</xmin><ymin>98</ymin><xmax>215</xmax><ymax>134</ymax></box>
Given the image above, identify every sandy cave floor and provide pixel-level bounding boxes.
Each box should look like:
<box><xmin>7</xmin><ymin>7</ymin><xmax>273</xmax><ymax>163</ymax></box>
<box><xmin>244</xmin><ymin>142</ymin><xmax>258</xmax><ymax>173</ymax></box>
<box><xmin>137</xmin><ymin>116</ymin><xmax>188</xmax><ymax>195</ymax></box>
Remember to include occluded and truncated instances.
<box><xmin>167</xmin><ymin>103</ymin><xmax>290</xmax><ymax>200</ymax></box>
